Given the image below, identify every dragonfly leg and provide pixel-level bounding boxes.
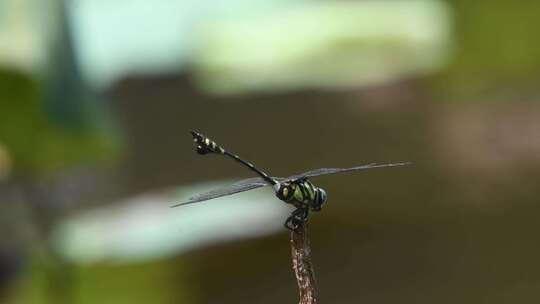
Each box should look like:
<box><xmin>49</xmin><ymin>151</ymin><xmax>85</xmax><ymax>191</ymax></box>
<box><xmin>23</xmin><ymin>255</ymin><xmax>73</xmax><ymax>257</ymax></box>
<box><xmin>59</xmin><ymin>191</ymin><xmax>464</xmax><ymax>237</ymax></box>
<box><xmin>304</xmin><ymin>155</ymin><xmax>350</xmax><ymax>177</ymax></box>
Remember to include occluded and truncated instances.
<box><xmin>284</xmin><ymin>207</ymin><xmax>309</xmax><ymax>230</ymax></box>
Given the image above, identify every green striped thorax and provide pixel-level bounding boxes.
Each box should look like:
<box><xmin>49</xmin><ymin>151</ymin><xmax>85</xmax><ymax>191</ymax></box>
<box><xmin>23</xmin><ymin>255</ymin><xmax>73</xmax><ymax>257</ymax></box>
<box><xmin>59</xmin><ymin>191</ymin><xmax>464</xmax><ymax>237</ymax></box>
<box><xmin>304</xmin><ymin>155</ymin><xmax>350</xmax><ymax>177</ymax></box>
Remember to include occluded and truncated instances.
<box><xmin>275</xmin><ymin>180</ymin><xmax>327</xmax><ymax>211</ymax></box>
<box><xmin>191</xmin><ymin>130</ymin><xmax>225</xmax><ymax>155</ymax></box>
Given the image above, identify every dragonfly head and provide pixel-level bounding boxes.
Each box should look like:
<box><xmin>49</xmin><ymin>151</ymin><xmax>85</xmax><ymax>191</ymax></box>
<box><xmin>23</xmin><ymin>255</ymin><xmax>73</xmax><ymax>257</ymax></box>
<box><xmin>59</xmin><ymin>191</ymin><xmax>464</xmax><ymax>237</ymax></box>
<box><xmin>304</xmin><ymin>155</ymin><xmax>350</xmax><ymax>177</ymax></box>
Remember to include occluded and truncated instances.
<box><xmin>312</xmin><ymin>187</ymin><xmax>327</xmax><ymax>211</ymax></box>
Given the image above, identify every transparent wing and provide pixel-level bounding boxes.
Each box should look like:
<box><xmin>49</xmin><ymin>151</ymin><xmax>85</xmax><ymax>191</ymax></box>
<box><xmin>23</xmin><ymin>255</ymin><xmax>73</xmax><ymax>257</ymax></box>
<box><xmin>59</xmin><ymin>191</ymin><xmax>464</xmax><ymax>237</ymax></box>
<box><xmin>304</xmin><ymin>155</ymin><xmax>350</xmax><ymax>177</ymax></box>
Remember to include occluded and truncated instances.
<box><xmin>283</xmin><ymin>162</ymin><xmax>411</xmax><ymax>182</ymax></box>
<box><xmin>171</xmin><ymin>162</ymin><xmax>409</xmax><ymax>207</ymax></box>
<box><xmin>171</xmin><ymin>177</ymin><xmax>271</xmax><ymax>207</ymax></box>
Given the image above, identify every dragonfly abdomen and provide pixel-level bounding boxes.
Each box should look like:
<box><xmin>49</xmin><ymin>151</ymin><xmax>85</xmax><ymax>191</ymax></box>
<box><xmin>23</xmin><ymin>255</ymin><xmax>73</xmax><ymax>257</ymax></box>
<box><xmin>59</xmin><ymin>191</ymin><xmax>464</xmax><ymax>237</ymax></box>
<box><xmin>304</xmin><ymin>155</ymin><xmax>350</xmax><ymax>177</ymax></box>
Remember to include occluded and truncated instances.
<box><xmin>191</xmin><ymin>130</ymin><xmax>277</xmax><ymax>185</ymax></box>
<box><xmin>191</xmin><ymin>131</ymin><xmax>225</xmax><ymax>155</ymax></box>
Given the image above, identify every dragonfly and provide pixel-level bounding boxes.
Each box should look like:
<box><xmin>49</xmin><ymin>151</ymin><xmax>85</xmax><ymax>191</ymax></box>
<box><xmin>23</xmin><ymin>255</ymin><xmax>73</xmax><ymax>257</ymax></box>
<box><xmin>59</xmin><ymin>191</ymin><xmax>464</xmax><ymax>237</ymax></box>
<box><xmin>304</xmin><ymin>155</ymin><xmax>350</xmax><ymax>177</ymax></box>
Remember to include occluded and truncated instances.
<box><xmin>172</xmin><ymin>131</ymin><xmax>410</xmax><ymax>230</ymax></box>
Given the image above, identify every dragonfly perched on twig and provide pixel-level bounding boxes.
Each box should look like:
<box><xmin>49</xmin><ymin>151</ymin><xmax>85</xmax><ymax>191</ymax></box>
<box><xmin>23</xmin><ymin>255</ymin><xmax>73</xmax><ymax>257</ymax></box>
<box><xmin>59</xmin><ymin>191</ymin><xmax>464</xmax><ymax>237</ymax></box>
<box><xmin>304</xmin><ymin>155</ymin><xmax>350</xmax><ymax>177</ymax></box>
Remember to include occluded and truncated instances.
<box><xmin>172</xmin><ymin>131</ymin><xmax>410</xmax><ymax>230</ymax></box>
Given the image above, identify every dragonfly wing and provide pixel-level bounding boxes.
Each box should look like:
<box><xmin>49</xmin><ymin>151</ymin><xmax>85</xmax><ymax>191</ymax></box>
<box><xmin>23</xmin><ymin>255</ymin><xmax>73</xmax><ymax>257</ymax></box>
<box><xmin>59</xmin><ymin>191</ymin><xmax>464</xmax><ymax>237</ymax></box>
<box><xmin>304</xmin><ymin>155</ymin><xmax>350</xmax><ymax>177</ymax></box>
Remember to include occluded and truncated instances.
<box><xmin>171</xmin><ymin>177</ymin><xmax>271</xmax><ymax>207</ymax></box>
<box><xmin>283</xmin><ymin>162</ymin><xmax>410</xmax><ymax>182</ymax></box>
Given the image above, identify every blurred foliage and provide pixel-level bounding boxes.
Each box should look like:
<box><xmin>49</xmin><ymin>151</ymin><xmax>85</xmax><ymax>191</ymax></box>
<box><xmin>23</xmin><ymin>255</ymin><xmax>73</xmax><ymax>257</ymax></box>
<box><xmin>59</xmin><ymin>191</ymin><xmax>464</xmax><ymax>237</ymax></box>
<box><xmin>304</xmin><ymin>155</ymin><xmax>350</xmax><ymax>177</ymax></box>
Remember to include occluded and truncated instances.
<box><xmin>194</xmin><ymin>0</ymin><xmax>451</xmax><ymax>95</ymax></box>
<box><xmin>0</xmin><ymin>68</ymin><xmax>116</xmax><ymax>175</ymax></box>
<box><xmin>12</xmin><ymin>255</ymin><xmax>195</xmax><ymax>304</ymax></box>
<box><xmin>434</xmin><ymin>1</ymin><xmax>540</xmax><ymax>97</ymax></box>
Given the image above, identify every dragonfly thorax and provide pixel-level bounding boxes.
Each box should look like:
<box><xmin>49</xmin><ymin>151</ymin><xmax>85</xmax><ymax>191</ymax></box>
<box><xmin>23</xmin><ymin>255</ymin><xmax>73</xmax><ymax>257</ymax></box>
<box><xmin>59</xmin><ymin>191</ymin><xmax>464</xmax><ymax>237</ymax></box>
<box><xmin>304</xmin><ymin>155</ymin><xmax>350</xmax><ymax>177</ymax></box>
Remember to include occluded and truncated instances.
<box><xmin>276</xmin><ymin>180</ymin><xmax>327</xmax><ymax>211</ymax></box>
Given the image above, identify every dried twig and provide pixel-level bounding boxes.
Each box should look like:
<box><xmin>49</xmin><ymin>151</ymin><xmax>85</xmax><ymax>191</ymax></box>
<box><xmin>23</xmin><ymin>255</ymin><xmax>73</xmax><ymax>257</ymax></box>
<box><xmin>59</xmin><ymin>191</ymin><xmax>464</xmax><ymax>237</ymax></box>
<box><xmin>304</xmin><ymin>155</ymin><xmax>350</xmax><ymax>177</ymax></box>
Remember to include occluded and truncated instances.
<box><xmin>290</xmin><ymin>223</ymin><xmax>318</xmax><ymax>304</ymax></box>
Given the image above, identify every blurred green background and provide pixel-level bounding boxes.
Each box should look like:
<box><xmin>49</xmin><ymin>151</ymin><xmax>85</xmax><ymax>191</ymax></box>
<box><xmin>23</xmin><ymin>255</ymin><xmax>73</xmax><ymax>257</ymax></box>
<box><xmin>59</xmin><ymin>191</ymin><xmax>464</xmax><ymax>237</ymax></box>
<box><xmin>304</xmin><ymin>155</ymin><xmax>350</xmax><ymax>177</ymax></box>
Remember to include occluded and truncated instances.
<box><xmin>2</xmin><ymin>0</ymin><xmax>540</xmax><ymax>303</ymax></box>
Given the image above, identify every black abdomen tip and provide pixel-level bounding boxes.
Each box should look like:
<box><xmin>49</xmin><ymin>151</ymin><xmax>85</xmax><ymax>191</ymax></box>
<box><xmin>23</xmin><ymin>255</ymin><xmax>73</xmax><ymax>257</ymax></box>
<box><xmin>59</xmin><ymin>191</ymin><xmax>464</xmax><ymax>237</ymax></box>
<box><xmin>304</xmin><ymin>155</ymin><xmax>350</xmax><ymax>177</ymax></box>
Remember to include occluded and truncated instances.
<box><xmin>190</xmin><ymin>130</ymin><xmax>223</xmax><ymax>155</ymax></box>
<box><xmin>190</xmin><ymin>130</ymin><xmax>202</xmax><ymax>139</ymax></box>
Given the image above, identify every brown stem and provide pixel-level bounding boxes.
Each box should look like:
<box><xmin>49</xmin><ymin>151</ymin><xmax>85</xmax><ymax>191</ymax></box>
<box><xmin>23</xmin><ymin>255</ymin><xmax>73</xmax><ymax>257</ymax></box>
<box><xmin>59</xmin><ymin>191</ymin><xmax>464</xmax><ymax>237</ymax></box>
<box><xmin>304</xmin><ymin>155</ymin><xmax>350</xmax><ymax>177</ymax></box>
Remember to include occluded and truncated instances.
<box><xmin>290</xmin><ymin>223</ymin><xmax>318</xmax><ymax>304</ymax></box>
